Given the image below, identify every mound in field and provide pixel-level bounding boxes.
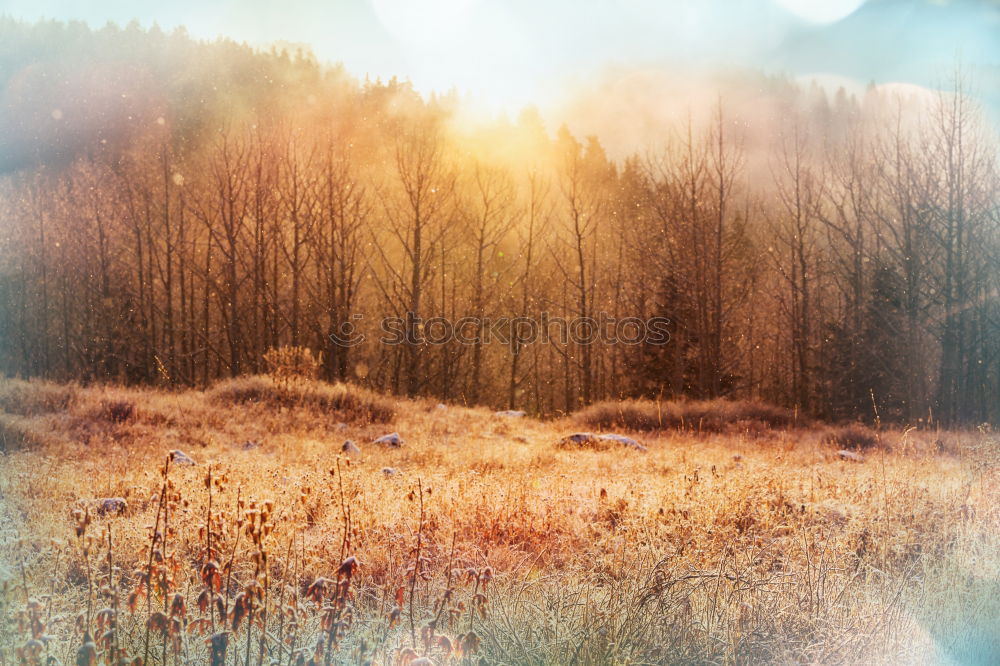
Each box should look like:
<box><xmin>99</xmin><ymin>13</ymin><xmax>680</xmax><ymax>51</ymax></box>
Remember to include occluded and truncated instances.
<box><xmin>208</xmin><ymin>374</ymin><xmax>395</xmax><ymax>424</ymax></box>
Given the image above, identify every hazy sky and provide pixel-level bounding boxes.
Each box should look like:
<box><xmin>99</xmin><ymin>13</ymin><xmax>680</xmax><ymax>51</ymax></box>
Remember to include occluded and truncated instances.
<box><xmin>1</xmin><ymin>0</ymin><xmax>998</xmax><ymax>112</ymax></box>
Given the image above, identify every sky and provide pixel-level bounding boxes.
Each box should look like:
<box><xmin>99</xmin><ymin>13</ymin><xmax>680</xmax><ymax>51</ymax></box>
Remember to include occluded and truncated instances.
<box><xmin>0</xmin><ymin>0</ymin><xmax>998</xmax><ymax>114</ymax></box>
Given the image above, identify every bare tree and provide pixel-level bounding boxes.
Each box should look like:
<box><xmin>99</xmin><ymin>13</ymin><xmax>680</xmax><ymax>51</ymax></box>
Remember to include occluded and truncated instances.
<box><xmin>372</xmin><ymin>113</ymin><xmax>455</xmax><ymax>397</ymax></box>
<box><xmin>190</xmin><ymin>126</ymin><xmax>253</xmax><ymax>376</ymax></box>
<box><xmin>507</xmin><ymin>172</ymin><xmax>549</xmax><ymax>409</ymax></box>
<box><xmin>314</xmin><ymin>128</ymin><xmax>367</xmax><ymax>381</ymax></box>
<box><xmin>459</xmin><ymin>162</ymin><xmax>518</xmax><ymax>404</ymax></box>
<box><xmin>549</xmin><ymin>128</ymin><xmax>605</xmax><ymax>407</ymax></box>
<box><xmin>769</xmin><ymin>113</ymin><xmax>823</xmax><ymax>410</ymax></box>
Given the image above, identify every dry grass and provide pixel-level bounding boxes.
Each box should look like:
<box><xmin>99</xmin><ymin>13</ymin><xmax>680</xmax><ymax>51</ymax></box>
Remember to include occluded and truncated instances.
<box><xmin>577</xmin><ymin>397</ymin><xmax>798</xmax><ymax>434</ymax></box>
<box><xmin>0</xmin><ymin>378</ymin><xmax>998</xmax><ymax>664</ymax></box>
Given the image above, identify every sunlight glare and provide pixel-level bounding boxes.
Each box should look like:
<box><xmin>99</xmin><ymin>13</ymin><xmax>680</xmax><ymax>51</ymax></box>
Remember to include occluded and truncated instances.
<box><xmin>773</xmin><ymin>0</ymin><xmax>866</xmax><ymax>23</ymax></box>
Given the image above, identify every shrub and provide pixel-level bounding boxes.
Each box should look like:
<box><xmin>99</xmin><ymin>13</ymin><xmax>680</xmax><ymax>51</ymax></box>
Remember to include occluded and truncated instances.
<box><xmin>823</xmin><ymin>423</ymin><xmax>880</xmax><ymax>450</ymax></box>
<box><xmin>263</xmin><ymin>345</ymin><xmax>321</xmax><ymax>389</ymax></box>
<box><xmin>208</xmin><ymin>375</ymin><xmax>394</xmax><ymax>424</ymax></box>
<box><xmin>0</xmin><ymin>379</ymin><xmax>74</xmax><ymax>416</ymax></box>
<box><xmin>100</xmin><ymin>399</ymin><xmax>135</xmax><ymax>424</ymax></box>
<box><xmin>576</xmin><ymin>398</ymin><xmax>796</xmax><ymax>433</ymax></box>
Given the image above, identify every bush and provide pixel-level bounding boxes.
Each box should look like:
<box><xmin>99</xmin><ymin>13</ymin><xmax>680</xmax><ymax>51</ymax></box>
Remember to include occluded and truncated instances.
<box><xmin>576</xmin><ymin>398</ymin><xmax>796</xmax><ymax>433</ymax></box>
<box><xmin>263</xmin><ymin>346</ymin><xmax>321</xmax><ymax>389</ymax></box>
<box><xmin>208</xmin><ymin>375</ymin><xmax>394</xmax><ymax>424</ymax></box>
<box><xmin>823</xmin><ymin>424</ymin><xmax>880</xmax><ymax>450</ymax></box>
<box><xmin>100</xmin><ymin>399</ymin><xmax>135</xmax><ymax>424</ymax></box>
<box><xmin>0</xmin><ymin>379</ymin><xmax>74</xmax><ymax>416</ymax></box>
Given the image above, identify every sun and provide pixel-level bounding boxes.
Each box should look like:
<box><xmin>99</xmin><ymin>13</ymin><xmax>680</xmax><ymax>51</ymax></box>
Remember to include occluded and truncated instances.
<box><xmin>773</xmin><ymin>0</ymin><xmax>867</xmax><ymax>23</ymax></box>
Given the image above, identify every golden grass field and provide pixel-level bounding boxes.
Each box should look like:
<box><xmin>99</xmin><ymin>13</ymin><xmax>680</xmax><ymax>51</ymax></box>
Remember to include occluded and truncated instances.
<box><xmin>0</xmin><ymin>376</ymin><xmax>998</xmax><ymax>665</ymax></box>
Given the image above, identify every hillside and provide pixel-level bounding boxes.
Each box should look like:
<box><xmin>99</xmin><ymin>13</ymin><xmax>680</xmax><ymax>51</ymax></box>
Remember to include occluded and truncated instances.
<box><xmin>1</xmin><ymin>376</ymin><xmax>998</xmax><ymax>664</ymax></box>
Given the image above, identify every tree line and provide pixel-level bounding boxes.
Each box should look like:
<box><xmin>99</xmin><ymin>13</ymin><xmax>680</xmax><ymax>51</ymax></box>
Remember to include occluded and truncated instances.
<box><xmin>0</xmin><ymin>19</ymin><xmax>997</xmax><ymax>424</ymax></box>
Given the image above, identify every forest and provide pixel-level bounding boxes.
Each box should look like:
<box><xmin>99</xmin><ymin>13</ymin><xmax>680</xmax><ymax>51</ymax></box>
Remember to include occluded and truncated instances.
<box><xmin>1</xmin><ymin>18</ymin><xmax>998</xmax><ymax>425</ymax></box>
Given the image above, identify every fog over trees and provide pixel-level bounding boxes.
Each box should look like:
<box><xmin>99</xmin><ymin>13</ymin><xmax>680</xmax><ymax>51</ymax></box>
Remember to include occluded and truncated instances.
<box><xmin>1</xmin><ymin>19</ymin><xmax>997</xmax><ymax>424</ymax></box>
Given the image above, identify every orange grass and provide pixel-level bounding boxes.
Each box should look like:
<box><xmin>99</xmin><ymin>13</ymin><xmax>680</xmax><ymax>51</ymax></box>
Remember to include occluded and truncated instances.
<box><xmin>0</xmin><ymin>378</ymin><xmax>998</xmax><ymax>664</ymax></box>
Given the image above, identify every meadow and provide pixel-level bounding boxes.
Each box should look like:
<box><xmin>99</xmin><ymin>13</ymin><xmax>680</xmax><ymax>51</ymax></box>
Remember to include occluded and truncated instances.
<box><xmin>0</xmin><ymin>375</ymin><xmax>998</xmax><ymax>665</ymax></box>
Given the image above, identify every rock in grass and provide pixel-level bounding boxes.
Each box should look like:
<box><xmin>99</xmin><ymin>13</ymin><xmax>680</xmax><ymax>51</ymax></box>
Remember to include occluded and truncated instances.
<box><xmin>96</xmin><ymin>498</ymin><xmax>128</xmax><ymax>516</ymax></box>
<box><xmin>561</xmin><ymin>432</ymin><xmax>600</xmax><ymax>446</ymax></box>
<box><xmin>495</xmin><ymin>410</ymin><xmax>526</xmax><ymax>417</ymax></box>
<box><xmin>837</xmin><ymin>449</ymin><xmax>865</xmax><ymax>463</ymax></box>
<box><xmin>342</xmin><ymin>440</ymin><xmax>361</xmax><ymax>456</ymax></box>
<box><xmin>170</xmin><ymin>449</ymin><xmax>197</xmax><ymax>465</ymax></box>
<box><xmin>373</xmin><ymin>432</ymin><xmax>403</xmax><ymax>447</ymax></box>
<box><xmin>558</xmin><ymin>432</ymin><xmax>647</xmax><ymax>452</ymax></box>
<box><xmin>596</xmin><ymin>433</ymin><xmax>647</xmax><ymax>452</ymax></box>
